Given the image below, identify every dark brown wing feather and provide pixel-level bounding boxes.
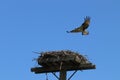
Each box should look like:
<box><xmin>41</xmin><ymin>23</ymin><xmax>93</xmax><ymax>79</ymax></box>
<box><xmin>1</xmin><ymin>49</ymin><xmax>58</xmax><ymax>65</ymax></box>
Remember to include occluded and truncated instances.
<box><xmin>66</xmin><ymin>25</ymin><xmax>83</xmax><ymax>33</ymax></box>
<box><xmin>82</xmin><ymin>16</ymin><xmax>90</xmax><ymax>30</ymax></box>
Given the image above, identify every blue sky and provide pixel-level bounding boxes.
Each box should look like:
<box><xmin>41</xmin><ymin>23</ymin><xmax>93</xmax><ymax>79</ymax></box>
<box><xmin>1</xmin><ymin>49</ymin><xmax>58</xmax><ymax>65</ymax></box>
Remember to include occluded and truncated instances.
<box><xmin>0</xmin><ymin>0</ymin><xmax>120</xmax><ymax>80</ymax></box>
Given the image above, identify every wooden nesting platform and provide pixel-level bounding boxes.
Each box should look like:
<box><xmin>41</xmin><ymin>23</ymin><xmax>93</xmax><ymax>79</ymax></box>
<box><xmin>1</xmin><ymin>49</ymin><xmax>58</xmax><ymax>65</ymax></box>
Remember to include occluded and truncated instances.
<box><xmin>31</xmin><ymin>50</ymin><xmax>96</xmax><ymax>74</ymax></box>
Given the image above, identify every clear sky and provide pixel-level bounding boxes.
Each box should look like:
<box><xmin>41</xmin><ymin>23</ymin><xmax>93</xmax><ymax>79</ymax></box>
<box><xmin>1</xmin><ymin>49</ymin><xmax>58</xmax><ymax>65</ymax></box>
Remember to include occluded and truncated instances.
<box><xmin>0</xmin><ymin>0</ymin><xmax>120</xmax><ymax>80</ymax></box>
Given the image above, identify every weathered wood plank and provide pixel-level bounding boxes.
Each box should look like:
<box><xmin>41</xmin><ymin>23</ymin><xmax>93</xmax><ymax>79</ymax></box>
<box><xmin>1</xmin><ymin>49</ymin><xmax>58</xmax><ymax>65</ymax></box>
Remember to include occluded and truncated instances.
<box><xmin>31</xmin><ymin>63</ymin><xmax>96</xmax><ymax>74</ymax></box>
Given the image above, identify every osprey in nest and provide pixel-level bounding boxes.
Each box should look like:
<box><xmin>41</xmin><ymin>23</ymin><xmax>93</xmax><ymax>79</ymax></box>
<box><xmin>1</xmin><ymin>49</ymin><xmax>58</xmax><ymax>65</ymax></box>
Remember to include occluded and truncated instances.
<box><xmin>67</xmin><ymin>16</ymin><xmax>90</xmax><ymax>35</ymax></box>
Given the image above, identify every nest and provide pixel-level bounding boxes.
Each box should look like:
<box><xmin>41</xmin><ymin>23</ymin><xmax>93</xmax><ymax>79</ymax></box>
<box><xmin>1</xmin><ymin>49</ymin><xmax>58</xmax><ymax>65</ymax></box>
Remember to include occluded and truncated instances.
<box><xmin>37</xmin><ymin>50</ymin><xmax>90</xmax><ymax>67</ymax></box>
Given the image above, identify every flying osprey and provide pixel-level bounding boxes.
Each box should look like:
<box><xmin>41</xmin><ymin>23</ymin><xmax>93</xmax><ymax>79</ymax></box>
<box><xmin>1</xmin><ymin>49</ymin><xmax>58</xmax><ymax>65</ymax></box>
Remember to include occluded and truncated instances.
<box><xmin>66</xmin><ymin>16</ymin><xmax>90</xmax><ymax>35</ymax></box>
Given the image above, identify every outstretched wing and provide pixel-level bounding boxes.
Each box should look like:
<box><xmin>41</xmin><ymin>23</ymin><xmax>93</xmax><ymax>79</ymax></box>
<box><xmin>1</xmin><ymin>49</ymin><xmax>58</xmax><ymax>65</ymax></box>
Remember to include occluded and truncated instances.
<box><xmin>66</xmin><ymin>25</ymin><xmax>83</xmax><ymax>33</ymax></box>
<box><xmin>66</xmin><ymin>16</ymin><xmax>90</xmax><ymax>34</ymax></box>
<box><xmin>82</xmin><ymin>16</ymin><xmax>90</xmax><ymax>30</ymax></box>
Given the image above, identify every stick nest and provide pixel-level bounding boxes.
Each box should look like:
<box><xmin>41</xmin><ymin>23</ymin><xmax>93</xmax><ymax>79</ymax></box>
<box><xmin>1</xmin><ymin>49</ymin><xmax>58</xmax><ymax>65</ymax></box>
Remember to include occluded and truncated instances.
<box><xmin>37</xmin><ymin>50</ymin><xmax>90</xmax><ymax>67</ymax></box>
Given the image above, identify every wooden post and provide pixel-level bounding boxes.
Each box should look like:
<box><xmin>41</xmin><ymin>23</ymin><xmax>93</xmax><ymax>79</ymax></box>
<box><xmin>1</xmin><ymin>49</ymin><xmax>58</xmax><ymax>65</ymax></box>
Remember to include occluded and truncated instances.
<box><xmin>60</xmin><ymin>70</ymin><xmax>66</xmax><ymax>80</ymax></box>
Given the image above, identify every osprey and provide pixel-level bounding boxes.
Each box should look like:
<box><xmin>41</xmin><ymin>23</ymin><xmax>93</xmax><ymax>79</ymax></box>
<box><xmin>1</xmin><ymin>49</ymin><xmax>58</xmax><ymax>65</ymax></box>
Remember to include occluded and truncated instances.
<box><xmin>67</xmin><ymin>16</ymin><xmax>90</xmax><ymax>35</ymax></box>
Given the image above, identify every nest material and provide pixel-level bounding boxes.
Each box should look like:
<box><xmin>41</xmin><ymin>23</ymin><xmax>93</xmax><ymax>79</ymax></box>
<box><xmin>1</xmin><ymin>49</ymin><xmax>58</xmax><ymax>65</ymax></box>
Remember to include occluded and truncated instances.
<box><xmin>37</xmin><ymin>50</ymin><xmax>90</xmax><ymax>67</ymax></box>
